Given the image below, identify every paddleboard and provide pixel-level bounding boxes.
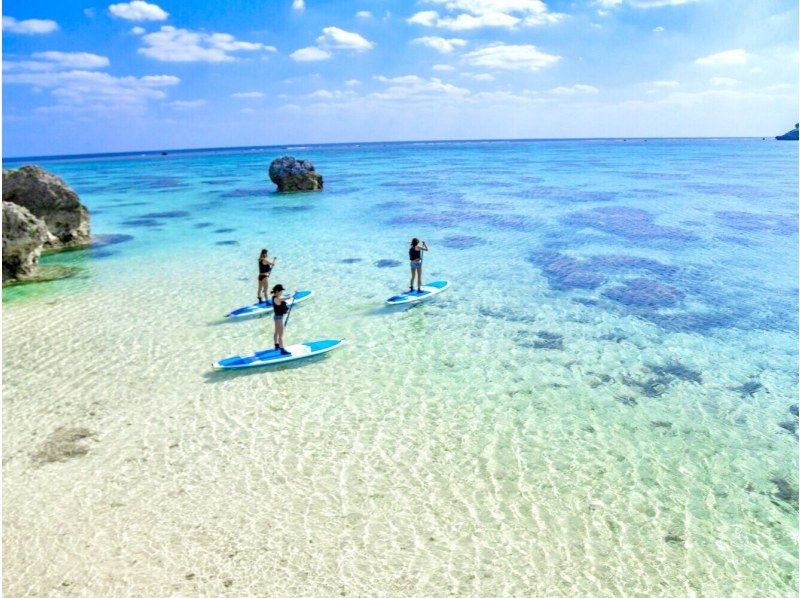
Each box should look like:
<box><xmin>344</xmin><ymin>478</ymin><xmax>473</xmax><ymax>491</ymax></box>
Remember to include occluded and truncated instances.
<box><xmin>212</xmin><ymin>338</ymin><xmax>344</xmax><ymax>370</ymax></box>
<box><xmin>226</xmin><ymin>289</ymin><xmax>313</xmax><ymax>319</ymax></box>
<box><xmin>385</xmin><ymin>280</ymin><xmax>451</xmax><ymax>305</ymax></box>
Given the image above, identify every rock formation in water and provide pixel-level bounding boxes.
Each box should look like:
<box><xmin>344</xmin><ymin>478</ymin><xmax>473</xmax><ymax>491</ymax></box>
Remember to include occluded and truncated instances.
<box><xmin>268</xmin><ymin>156</ymin><xmax>323</xmax><ymax>192</ymax></box>
<box><xmin>776</xmin><ymin>123</ymin><xmax>799</xmax><ymax>141</ymax></box>
<box><xmin>2</xmin><ymin>201</ymin><xmax>56</xmax><ymax>282</ymax></box>
<box><xmin>2</xmin><ymin>165</ymin><xmax>91</xmax><ymax>283</ymax></box>
<box><xmin>3</xmin><ymin>165</ymin><xmax>91</xmax><ymax>248</ymax></box>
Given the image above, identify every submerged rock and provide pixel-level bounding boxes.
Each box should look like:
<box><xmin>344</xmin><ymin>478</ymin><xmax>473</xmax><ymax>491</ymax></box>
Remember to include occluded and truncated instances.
<box><xmin>603</xmin><ymin>278</ymin><xmax>684</xmax><ymax>308</ymax></box>
<box><xmin>3</xmin><ymin>165</ymin><xmax>90</xmax><ymax>248</ymax></box>
<box><xmin>2</xmin><ymin>201</ymin><xmax>55</xmax><ymax>282</ymax></box>
<box><xmin>268</xmin><ymin>156</ymin><xmax>323</xmax><ymax>192</ymax></box>
<box><xmin>32</xmin><ymin>427</ymin><xmax>96</xmax><ymax>464</ymax></box>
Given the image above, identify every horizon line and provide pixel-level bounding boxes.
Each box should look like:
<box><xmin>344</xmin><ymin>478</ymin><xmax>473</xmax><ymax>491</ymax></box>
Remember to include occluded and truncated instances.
<box><xmin>2</xmin><ymin>135</ymin><xmax>779</xmax><ymax>163</ymax></box>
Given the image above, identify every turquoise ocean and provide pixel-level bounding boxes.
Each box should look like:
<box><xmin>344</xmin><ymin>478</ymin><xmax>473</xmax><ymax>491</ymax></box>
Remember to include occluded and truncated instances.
<box><xmin>3</xmin><ymin>139</ymin><xmax>798</xmax><ymax>595</ymax></box>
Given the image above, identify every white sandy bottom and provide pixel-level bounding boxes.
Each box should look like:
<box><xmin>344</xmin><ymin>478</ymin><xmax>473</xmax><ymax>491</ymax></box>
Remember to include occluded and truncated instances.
<box><xmin>3</xmin><ymin>255</ymin><xmax>796</xmax><ymax>596</ymax></box>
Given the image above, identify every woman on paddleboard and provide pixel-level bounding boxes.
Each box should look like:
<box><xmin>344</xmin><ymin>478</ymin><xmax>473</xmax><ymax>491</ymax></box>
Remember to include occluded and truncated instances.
<box><xmin>409</xmin><ymin>238</ymin><xmax>428</xmax><ymax>293</ymax></box>
<box><xmin>257</xmin><ymin>249</ymin><xmax>278</xmax><ymax>303</ymax></box>
<box><xmin>271</xmin><ymin>284</ymin><xmax>292</xmax><ymax>355</ymax></box>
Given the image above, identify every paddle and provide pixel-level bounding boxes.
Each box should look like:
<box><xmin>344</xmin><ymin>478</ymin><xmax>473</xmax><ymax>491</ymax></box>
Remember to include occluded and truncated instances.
<box><xmin>283</xmin><ymin>289</ymin><xmax>299</xmax><ymax>328</ymax></box>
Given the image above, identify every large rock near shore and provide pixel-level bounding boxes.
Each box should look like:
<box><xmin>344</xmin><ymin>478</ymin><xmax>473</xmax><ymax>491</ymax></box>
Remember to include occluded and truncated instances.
<box><xmin>3</xmin><ymin>165</ymin><xmax>90</xmax><ymax>248</ymax></box>
<box><xmin>2</xmin><ymin>201</ymin><xmax>56</xmax><ymax>282</ymax></box>
<box><xmin>268</xmin><ymin>156</ymin><xmax>323</xmax><ymax>192</ymax></box>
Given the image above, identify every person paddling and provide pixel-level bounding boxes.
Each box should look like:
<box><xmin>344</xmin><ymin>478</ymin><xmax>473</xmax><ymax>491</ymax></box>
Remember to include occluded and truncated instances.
<box><xmin>257</xmin><ymin>249</ymin><xmax>278</xmax><ymax>303</ymax></box>
<box><xmin>409</xmin><ymin>237</ymin><xmax>428</xmax><ymax>293</ymax></box>
<box><xmin>271</xmin><ymin>284</ymin><xmax>292</xmax><ymax>355</ymax></box>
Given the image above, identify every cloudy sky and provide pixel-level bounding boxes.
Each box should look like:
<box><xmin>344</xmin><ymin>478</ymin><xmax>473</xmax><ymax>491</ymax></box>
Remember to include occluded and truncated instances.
<box><xmin>3</xmin><ymin>0</ymin><xmax>797</xmax><ymax>156</ymax></box>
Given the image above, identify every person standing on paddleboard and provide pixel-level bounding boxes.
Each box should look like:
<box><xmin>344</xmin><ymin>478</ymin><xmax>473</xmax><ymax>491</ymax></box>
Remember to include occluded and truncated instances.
<box><xmin>271</xmin><ymin>284</ymin><xmax>292</xmax><ymax>355</ymax></box>
<box><xmin>409</xmin><ymin>237</ymin><xmax>428</xmax><ymax>293</ymax></box>
<box><xmin>257</xmin><ymin>249</ymin><xmax>278</xmax><ymax>303</ymax></box>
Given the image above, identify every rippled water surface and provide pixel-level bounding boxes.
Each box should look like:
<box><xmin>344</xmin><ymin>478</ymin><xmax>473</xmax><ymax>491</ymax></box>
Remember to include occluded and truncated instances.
<box><xmin>3</xmin><ymin>139</ymin><xmax>798</xmax><ymax>596</ymax></box>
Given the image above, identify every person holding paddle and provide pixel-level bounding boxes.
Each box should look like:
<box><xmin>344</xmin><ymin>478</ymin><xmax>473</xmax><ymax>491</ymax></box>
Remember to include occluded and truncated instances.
<box><xmin>271</xmin><ymin>284</ymin><xmax>295</xmax><ymax>355</ymax></box>
<box><xmin>257</xmin><ymin>249</ymin><xmax>278</xmax><ymax>303</ymax></box>
<box><xmin>409</xmin><ymin>237</ymin><xmax>428</xmax><ymax>293</ymax></box>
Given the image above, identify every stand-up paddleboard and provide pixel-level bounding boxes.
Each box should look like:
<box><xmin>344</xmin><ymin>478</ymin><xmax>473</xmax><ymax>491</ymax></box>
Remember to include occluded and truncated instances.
<box><xmin>212</xmin><ymin>338</ymin><xmax>344</xmax><ymax>370</ymax></box>
<box><xmin>226</xmin><ymin>290</ymin><xmax>313</xmax><ymax>319</ymax></box>
<box><xmin>385</xmin><ymin>280</ymin><xmax>451</xmax><ymax>305</ymax></box>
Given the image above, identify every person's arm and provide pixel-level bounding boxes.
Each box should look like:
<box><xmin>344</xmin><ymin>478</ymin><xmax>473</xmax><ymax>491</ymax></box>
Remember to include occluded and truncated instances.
<box><xmin>271</xmin><ymin>257</ymin><xmax>278</xmax><ymax>265</ymax></box>
<box><xmin>420</xmin><ymin>242</ymin><xmax>428</xmax><ymax>251</ymax></box>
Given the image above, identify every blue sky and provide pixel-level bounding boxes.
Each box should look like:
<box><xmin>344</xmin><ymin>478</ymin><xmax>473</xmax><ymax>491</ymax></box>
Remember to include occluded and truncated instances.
<box><xmin>3</xmin><ymin>0</ymin><xmax>797</xmax><ymax>156</ymax></box>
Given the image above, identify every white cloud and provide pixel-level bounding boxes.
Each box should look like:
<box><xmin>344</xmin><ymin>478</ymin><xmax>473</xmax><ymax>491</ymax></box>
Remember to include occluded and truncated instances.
<box><xmin>170</xmin><ymin>99</ymin><xmax>206</xmax><ymax>108</ymax></box>
<box><xmin>695</xmin><ymin>49</ymin><xmax>748</xmax><ymax>66</ymax></box>
<box><xmin>4</xmin><ymin>69</ymin><xmax>179</xmax><ymax>111</ymax></box>
<box><xmin>108</xmin><ymin>1</ymin><xmax>168</xmax><ymax>21</ymax></box>
<box><xmin>305</xmin><ymin>89</ymin><xmax>358</xmax><ymax>100</ymax></box>
<box><xmin>290</xmin><ymin>46</ymin><xmax>332</xmax><ymax>61</ymax></box>
<box><xmin>596</xmin><ymin>0</ymin><xmax>696</xmax><ymax>7</ymax></box>
<box><xmin>432</xmin><ymin>64</ymin><xmax>456</xmax><ymax>71</ymax></box>
<box><xmin>307</xmin><ymin>89</ymin><xmax>335</xmax><ymax>98</ymax></box>
<box><xmin>139</xmin><ymin>26</ymin><xmax>268</xmax><ymax>62</ymax></box>
<box><xmin>649</xmin><ymin>80</ymin><xmax>679</xmax><ymax>87</ymax></box>
<box><xmin>356</xmin><ymin>10</ymin><xmax>372</xmax><ymax>19</ymax></box>
<box><xmin>83</xmin><ymin>8</ymin><xmax>97</xmax><ymax>18</ymax></box>
<box><xmin>462</xmin><ymin>43</ymin><xmax>560</xmax><ymax>71</ymax></box>
<box><xmin>344</xmin><ymin>78</ymin><xmax>361</xmax><ymax>86</ymax></box>
<box><xmin>292</xmin><ymin>0</ymin><xmax>305</xmax><ymax>11</ymax></box>
<box><xmin>131</xmin><ymin>26</ymin><xmax>145</xmax><ymax>35</ymax></box>
<box><xmin>412</xmin><ymin>36</ymin><xmax>467</xmax><ymax>54</ymax></box>
<box><xmin>437</xmin><ymin>12</ymin><xmax>521</xmax><ymax>29</ymax></box>
<box><xmin>2</xmin><ymin>16</ymin><xmax>59</xmax><ymax>34</ymax></box>
<box><xmin>461</xmin><ymin>72</ymin><xmax>495</xmax><ymax>81</ymax></box>
<box><xmin>316</xmin><ymin>26</ymin><xmax>373</xmax><ymax>51</ymax></box>
<box><xmin>407</xmin><ymin>11</ymin><xmax>439</xmax><ymax>26</ymax></box>
<box><xmin>406</xmin><ymin>0</ymin><xmax>563</xmax><ymax>30</ymax></box>
<box><xmin>292</xmin><ymin>26</ymin><xmax>373</xmax><ymax>61</ymax></box>
<box><xmin>549</xmin><ymin>83</ymin><xmax>599</xmax><ymax>95</ymax></box>
<box><xmin>653</xmin><ymin>25</ymin><xmax>664</xmax><ymax>33</ymax></box>
<box><xmin>3</xmin><ymin>60</ymin><xmax>59</xmax><ymax>72</ymax></box>
<box><xmin>709</xmin><ymin>77</ymin><xmax>739</xmax><ymax>87</ymax></box>
<box><xmin>371</xmin><ymin>75</ymin><xmax>470</xmax><ymax>100</ymax></box>
<box><xmin>32</xmin><ymin>51</ymin><xmax>110</xmax><ymax>69</ymax></box>
<box><xmin>231</xmin><ymin>91</ymin><xmax>265</xmax><ymax>98</ymax></box>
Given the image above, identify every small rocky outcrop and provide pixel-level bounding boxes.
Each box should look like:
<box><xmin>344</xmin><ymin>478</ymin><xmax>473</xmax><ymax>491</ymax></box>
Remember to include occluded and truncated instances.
<box><xmin>2</xmin><ymin>201</ymin><xmax>55</xmax><ymax>282</ymax></box>
<box><xmin>776</xmin><ymin>123</ymin><xmax>799</xmax><ymax>141</ymax></box>
<box><xmin>268</xmin><ymin>156</ymin><xmax>323</xmax><ymax>192</ymax></box>
<box><xmin>3</xmin><ymin>165</ymin><xmax>90</xmax><ymax>247</ymax></box>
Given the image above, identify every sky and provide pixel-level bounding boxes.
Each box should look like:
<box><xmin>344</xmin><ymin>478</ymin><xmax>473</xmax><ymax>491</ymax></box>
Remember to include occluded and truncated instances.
<box><xmin>2</xmin><ymin>0</ymin><xmax>798</xmax><ymax>156</ymax></box>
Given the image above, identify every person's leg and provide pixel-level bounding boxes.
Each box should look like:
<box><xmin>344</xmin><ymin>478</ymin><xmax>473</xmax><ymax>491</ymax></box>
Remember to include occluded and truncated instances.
<box><xmin>409</xmin><ymin>267</ymin><xmax>414</xmax><ymax>292</ymax></box>
<box><xmin>273</xmin><ymin>319</ymin><xmax>279</xmax><ymax>348</ymax></box>
<box><xmin>416</xmin><ymin>265</ymin><xmax>423</xmax><ymax>291</ymax></box>
<box><xmin>276</xmin><ymin>318</ymin><xmax>290</xmax><ymax>353</ymax></box>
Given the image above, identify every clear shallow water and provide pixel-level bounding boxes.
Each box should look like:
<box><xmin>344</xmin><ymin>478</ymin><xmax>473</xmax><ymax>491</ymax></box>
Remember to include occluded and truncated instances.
<box><xmin>3</xmin><ymin>139</ymin><xmax>798</xmax><ymax>595</ymax></box>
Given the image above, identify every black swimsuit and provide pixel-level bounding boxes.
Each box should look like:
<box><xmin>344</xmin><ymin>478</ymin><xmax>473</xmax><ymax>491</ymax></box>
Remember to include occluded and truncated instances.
<box><xmin>273</xmin><ymin>298</ymin><xmax>289</xmax><ymax>316</ymax></box>
<box><xmin>409</xmin><ymin>247</ymin><xmax>421</xmax><ymax>261</ymax></box>
<box><xmin>258</xmin><ymin>259</ymin><xmax>271</xmax><ymax>280</ymax></box>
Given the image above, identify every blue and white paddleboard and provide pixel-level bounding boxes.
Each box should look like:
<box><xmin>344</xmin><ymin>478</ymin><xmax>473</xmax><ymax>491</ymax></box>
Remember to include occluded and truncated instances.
<box><xmin>385</xmin><ymin>280</ymin><xmax>451</xmax><ymax>305</ymax></box>
<box><xmin>226</xmin><ymin>289</ymin><xmax>314</xmax><ymax>319</ymax></box>
<box><xmin>212</xmin><ymin>338</ymin><xmax>344</xmax><ymax>370</ymax></box>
